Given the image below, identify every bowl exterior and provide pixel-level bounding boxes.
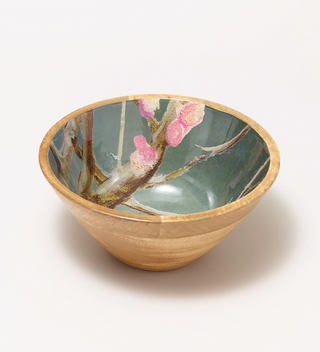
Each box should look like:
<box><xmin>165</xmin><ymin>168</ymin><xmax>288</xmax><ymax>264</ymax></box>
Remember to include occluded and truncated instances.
<box><xmin>54</xmin><ymin>188</ymin><xmax>263</xmax><ymax>271</ymax></box>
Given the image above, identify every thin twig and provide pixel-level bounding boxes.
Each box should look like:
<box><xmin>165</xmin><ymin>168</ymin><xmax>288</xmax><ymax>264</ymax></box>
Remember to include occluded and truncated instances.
<box><xmin>117</xmin><ymin>101</ymin><xmax>126</xmax><ymax>171</ymax></box>
<box><xmin>49</xmin><ymin>141</ymin><xmax>60</xmax><ymax>163</ymax></box>
<box><xmin>237</xmin><ymin>156</ymin><xmax>270</xmax><ymax>199</ymax></box>
<box><xmin>49</xmin><ymin>142</ymin><xmax>66</xmax><ymax>185</ymax></box>
<box><xmin>195</xmin><ymin>124</ymin><xmax>251</xmax><ymax>153</ymax></box>
<box><xmin>141</xmin><ymin>125</ymin><xmax>252</xmax><ymax>189</ymax></box>
<box><xmin>123</xmin><ymin>197</ymin><xmax>178</xmax><ymax>216</ymax></box>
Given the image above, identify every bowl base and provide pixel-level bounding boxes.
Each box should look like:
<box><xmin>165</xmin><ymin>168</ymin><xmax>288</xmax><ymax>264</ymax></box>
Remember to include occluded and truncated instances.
<box><xmin>76</xmin><ymin>216</ymin><xmax>243</xmax><ymax>271</ymax></box>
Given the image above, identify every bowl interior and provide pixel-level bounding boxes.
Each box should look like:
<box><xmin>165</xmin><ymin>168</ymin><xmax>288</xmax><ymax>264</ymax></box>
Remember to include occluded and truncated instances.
<box><xmin>48</xmin><ymin>98</ymin><xmax>270</xmax><ymax>216</ymax></box>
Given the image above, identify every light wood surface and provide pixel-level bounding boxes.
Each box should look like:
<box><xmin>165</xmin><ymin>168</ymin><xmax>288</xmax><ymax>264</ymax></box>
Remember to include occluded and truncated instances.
<box><xmin>39</xmin><ymin>94</ymin><xmax>280</xmax><ymax>271</ymax></box>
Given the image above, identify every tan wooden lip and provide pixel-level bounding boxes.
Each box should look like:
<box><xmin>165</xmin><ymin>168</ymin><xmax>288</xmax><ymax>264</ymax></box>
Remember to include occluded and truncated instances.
<box><xmin>39</xmin><ymin>94</ymin><xmax>280</xmax><ymax>224</ymax></box>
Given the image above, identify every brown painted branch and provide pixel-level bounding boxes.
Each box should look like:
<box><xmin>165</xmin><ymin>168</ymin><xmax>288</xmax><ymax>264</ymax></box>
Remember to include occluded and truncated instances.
<box><xmin>151</xmin><ymin>100</ymin><xmax>177</xmax><ymax>144</ymax></box>
<box><xmin>72</xmin><ymin>141</ymin><xmax>82</xmax><ymax>158</ymax></box>
<box><xmin>76</xmin><ymin>111</ymin><xmax>95</xmax><ymax>199</ymax></box>
<box><xmin>148</xmin><ymin>118</ymin><xmax>159</xmax><ymax>135</ymax></box>
<box><xmin>141</xmin><ymin>125</ymin><xmax>252</xmax><ymax>189</ymax></box>
<box><xmin>123</xmin><ymin>197</ymin><xmax>178</xmax><ymax>216</ymax></box>
<box><xmin>93</xmin><ymin>165</ymin><xmax>109</xmax><ymax>186</ymax></box>
<box><xmin>94</xmin><ymin>100</ymin><xmax>178</xmax><ymax>208</ymax></box>
<box><xmin>72</xmin><ymin>140</ymin><xmax>109</xmax><ymax>186</ymax></box>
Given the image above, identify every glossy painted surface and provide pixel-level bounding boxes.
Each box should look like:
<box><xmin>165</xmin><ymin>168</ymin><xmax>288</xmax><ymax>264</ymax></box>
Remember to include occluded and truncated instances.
<box><xmin>48</xmin><ymin>98</ymin><xmax>270</xmax><ymax>215</ymax></box>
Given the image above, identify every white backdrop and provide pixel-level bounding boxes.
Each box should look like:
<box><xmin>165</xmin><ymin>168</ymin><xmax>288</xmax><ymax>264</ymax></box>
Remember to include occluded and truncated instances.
<box><xmin>1</xmin><ymin>1</ymin><xmax>319</xmax><ymax>351</ymax></box>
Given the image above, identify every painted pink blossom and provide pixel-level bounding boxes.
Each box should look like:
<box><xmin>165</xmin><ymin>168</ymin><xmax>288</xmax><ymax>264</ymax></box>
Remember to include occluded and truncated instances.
<box><xmin>165</xmin><ymin>119</ymin><xmax>187</xmax><ymax>147</ymax></box>
<box><xmin>130</xmin><ymin>135</ymin><xmax>158</xmax><ymax>176</ymax></box>
<box><xmin>177</xmin><ymin>102</ymin><xmax>205</xmax><ymax>127</ymax></box>
<box><xmin>166</xmin><ymin>102</ymin><xmax>205</xmax><ymax>147</ymax></box>
<box><xmin>139</xmin><ymin>99</ymin><xmax>160</xmax><ymax>119</ymax></box>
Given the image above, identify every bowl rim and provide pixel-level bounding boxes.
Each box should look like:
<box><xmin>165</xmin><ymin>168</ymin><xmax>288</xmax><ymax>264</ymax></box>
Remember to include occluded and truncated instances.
<box><xmin>39</xmin><ymin>94</ymin><xmax>280</xmax><ymax>223</ymax></box>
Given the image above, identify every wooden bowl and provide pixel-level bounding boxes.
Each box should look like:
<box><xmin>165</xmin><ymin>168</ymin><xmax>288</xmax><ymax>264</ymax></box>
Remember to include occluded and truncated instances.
<box><xmin>39</xmin><ymin>94</ymin><xmax>280</xmax><ymax>271</ymax></box>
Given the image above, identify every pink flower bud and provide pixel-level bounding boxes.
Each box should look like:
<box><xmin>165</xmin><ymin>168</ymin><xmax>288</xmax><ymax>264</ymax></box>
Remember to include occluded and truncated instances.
<box><xmin>165</xmin><ymin>102</ymin><xmax>205</xmax><ymax>147</ymax></box>
<box><xmin>139</xmin><ymin>99</ymin><xmax>160</xmax><ymax>119</ymax></box>
<box><xmin>133</xmin><ymin>135</ymin><xmax>148</xmax><ymax>151</ymax></box>
<box><xmin>165</xmin><ymin>119</ymin><xmax>188</xmax><ymax>147</ymax></box>
<box><xmin>177</xmin><ymin>102</ymin><xmax>205</xmax><ymax>127</ymax></box>
<box><xmin>130</xmin><ymin>135</ymin><xmax>158</xmax><ymax>176</ymax></box>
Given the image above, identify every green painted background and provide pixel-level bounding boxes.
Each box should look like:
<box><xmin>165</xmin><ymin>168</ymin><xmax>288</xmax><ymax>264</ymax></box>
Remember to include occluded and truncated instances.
<box><xmin>49</xmin><ymin>99</ymin><xmax>269</xmax><ymax>215</ymax></box>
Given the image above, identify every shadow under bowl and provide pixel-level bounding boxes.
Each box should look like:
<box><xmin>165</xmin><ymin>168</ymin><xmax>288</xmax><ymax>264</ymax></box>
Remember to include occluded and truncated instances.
<box><xmin>39</xmin><ymin>94</ymin><xmax>280</xmax><ymax>271</ymax></box>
